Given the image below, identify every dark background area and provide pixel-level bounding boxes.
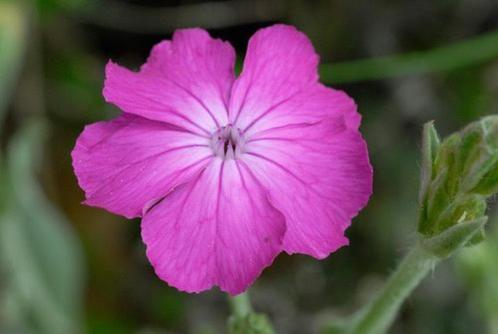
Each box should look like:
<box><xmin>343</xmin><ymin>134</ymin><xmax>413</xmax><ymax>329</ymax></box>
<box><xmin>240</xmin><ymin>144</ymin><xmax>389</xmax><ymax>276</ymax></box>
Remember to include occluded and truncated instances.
<box><xmin>1</xmin><ymin>1</ymin><xmax>498</xmax><ymax>333</ymax></box>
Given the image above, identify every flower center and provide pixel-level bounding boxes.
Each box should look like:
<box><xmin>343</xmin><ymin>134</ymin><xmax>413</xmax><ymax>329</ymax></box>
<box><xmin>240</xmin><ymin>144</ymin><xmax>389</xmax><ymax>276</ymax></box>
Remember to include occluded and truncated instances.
<box><xmin>211</xmin><ymin>125</ymin><xmax>245</xmax><ymax>160</ymax></box>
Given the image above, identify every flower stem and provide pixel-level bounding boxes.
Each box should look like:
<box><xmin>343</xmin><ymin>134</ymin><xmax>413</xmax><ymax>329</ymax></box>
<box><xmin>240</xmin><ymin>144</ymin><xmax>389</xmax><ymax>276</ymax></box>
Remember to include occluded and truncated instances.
<box><xmin>227</xmin><ymin>292</ymin><xmax>276</xmax><ymax>334</ymax></box>
<box><xmin>228</xmin><ymin>292</ymin><xmax>253</xmax><ymax>318</ymax></box>
<box><xmin>320</xmin><ymin>29</ymin><xmax>498</xmax><ymax>84</ymax></box>
<box><xmin>335</xmin><ymin>245</ymin><xmax>439</xmax><ymax>334</ymax></box>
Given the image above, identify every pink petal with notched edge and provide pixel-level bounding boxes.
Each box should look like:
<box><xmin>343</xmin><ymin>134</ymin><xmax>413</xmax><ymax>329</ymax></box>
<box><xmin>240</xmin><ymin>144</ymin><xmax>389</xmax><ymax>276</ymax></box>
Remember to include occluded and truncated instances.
<box><xmin>229</xmin><ymin>25</ymin><xmax>318</xmax><ymax>126</ymax></box>
<box><xmin>141</xmin><ymin>159</ymin><xmax>286</xmax><ymax>295</ymax></box>
<box><xmin>104</xmin><ymin>28</ymin><xmax>235</xmax><ymax>135</ymax></box>
<box><xmin>242</xmin><ymin>116</ymin><xmax>372</xmax><ymax>259</ymax></box>
<box><xmin>71</xmin><ymin>114</ymin><xmax>213</xmax><ymax>219</ymax></box>
<box><xmin>230</xmin><ymin>24</ymin><xmax>359</xmax><ymax>135</ymax></box>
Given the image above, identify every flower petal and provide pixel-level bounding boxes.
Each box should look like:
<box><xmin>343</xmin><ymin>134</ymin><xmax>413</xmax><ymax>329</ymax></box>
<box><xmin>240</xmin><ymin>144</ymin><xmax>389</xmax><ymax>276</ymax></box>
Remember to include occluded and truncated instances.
<box><xmin>230</xmin><ymin>24</ymin><xmax>359</xmax><ymax>135</ymax></box>
<box><xmin>104</xmin><ymin>28</ymin><xmax>235</xmax><ymax>135</ymax></box>
<box><xmin>243</xmin><ymin>84</ymin><xmax>361</xmax><ymax>139</ymax></box>
<box><xmin>242</xmin><ymin>116</ymin><xmax>372</xmax><ymax>259</ymax></box>
<box><xmin>230</xmin><ymin>24</ymin><xmax>318</xmax><ymax>126</ymax></box>
<box><xmin>72</xmin><ymin>114</ymin><xmax>213</xmax><ymax>218</ymax></box>
<box><xmin>141</xmin><ymin>159</ymin><xmax>286</xmax><ymax>295</ymax></box>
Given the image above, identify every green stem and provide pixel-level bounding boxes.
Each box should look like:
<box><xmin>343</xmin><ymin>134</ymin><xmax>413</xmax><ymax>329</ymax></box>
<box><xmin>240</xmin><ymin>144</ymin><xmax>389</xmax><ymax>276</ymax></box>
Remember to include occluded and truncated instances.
<box><xmin>344</xmin><ymin>245</ymin><xmax>438</xmax><ymax>334</ymax></box>
<box><xmin>320</xmin><ymin>29</ymin><xmax>498</xmax><ymax>84</ymax></box>
<box><xmin>227</xmin><ymin>292</ymin><xmax>276</xmax><ymax>334</ymax></box>
<box><xmin>228</xmin><ymin>292</ymin><xmax>253</xmax><ymax>318</ymax></box>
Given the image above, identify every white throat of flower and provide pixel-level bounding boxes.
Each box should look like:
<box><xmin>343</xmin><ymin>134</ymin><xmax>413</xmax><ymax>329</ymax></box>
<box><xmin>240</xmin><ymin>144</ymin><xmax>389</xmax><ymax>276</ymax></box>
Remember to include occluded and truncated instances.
<box><xmin>211</xmin><ymin>125</ymin><xmax>246</xmax><ymax>160</ymax></box>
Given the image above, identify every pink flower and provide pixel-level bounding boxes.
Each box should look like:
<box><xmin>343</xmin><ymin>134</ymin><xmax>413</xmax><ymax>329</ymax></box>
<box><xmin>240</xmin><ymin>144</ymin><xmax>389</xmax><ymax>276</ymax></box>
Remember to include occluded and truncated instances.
<box><xmin>72</xmin><ymin>24</ymin><xmax>373</xmax><ymax>295</ymax></box>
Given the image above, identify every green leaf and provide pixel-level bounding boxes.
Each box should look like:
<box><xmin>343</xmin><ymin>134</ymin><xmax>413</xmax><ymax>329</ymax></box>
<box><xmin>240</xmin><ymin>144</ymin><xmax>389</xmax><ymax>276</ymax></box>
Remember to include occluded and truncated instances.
<box><xmin>0</xmin><ymin>120</ymin><xmax>85</xmax><ymax>333</ymax></box>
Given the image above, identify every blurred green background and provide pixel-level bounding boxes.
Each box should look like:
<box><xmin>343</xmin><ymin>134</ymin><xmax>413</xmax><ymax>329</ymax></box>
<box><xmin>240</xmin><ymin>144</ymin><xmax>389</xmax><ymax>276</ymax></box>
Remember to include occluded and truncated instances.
<box><xmin>1</xmin><ymin>0</ymin><xmax>498</xmax><ymax>333</ymax></box>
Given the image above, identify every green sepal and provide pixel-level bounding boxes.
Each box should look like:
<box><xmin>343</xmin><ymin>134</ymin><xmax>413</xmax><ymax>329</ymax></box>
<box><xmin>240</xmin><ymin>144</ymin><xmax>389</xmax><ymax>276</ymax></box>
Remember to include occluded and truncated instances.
<box><xmin>470</xmin><ymin>159</ymin><xmax>498</xmax><ymax>195</ymax></box>
<box><xmin>432</xmin><ymin>194</ymin><xmax>486</xmax><ymax>234</ymax></box>
<box><xmin>419</xmin><ymin>168</ymin><xmax>449</xmax><ymax>235</ymax></box>
<box><xmin>465</xmin><ymin>225</ymin><xmax>486</xmax><ymax>246</ymax></box>
<box><xmin>461</xmin><ymin>117</ymin><xmax>498</xmax><ymax>194</ymax></box>
<box><xmin>420</xmin><ymin>217</ymin><xmax>487</xmax><ymax>258</ymax></box>
<box><xmin>461</xmin><ymin>155</ymin><xmax>498</xmax><ymax>193</ymax></box>
<box><xmin>419</xmin><ymin>121</ymin><xmax>440</xmax><ymax>204</ymax></box>
<box><xmin>459</xmin><ymin>123</ymin><xmax>488</xmax><ymax>181</ymax></box>
<box><xmin>435</xmin><ymin>134</ymin><xmax>462</xmax><ymax>198</ymax></box>
<box><xmin>481</xmin><ymin>115</ymin><xmax>498</xmax><ymax>149</ymax></box>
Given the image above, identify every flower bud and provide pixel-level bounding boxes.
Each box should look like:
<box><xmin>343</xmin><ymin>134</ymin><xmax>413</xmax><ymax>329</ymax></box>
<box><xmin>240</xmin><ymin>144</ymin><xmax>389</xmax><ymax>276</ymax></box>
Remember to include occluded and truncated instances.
<box><xmin>418</xmin><ymin>116</ymin><xmax>498</xmax><ymax>256</ymax></box>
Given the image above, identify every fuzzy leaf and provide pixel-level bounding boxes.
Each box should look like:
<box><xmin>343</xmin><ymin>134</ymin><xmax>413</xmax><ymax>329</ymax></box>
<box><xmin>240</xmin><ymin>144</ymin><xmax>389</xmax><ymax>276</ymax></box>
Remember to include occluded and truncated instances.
<box><xmin>0</xmin><ymin>120</ymin><xmax>85</xmax><ymax>333</ymax></box>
